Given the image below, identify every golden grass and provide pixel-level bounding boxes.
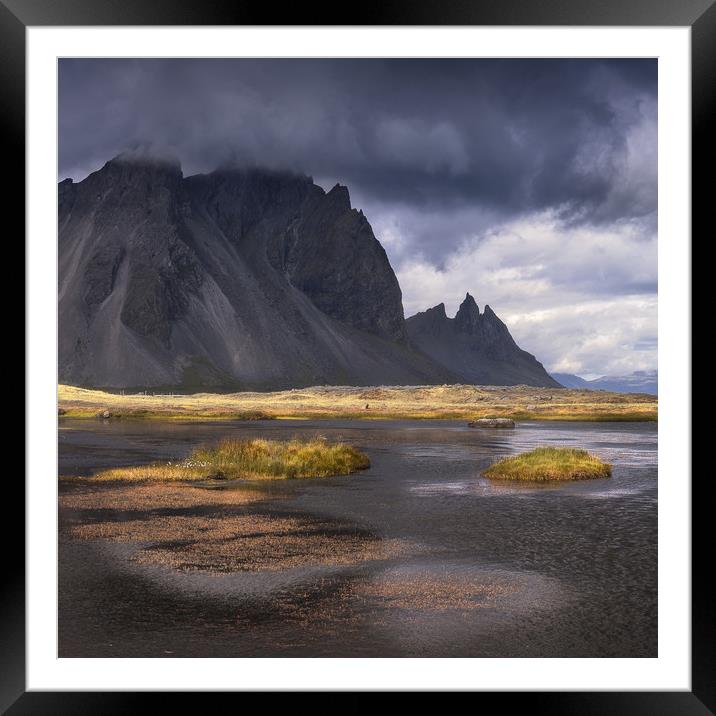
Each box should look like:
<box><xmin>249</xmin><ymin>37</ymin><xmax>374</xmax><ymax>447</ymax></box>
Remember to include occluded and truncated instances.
<box><xmin>58</xmin><ymin>383</ymin><xmax>657</xmax><ymax>422</ymax></box>
<box><xmin>92</xmin><ymin>464</ymin><xmax>208</xmax><ymax>482</ymax></box>
<box><xmin>483</xmin><ymin>447</ymin><xmax>612</xmax><ymax>482</ymax></box>
<box><xmin>92</xmin><ymin>436</ymin><xmax>370</xmax><ymax>482</ymax></box>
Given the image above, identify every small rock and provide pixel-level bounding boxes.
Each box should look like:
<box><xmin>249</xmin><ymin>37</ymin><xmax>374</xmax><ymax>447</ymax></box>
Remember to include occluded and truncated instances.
<box><xmin>58</xmin><ymin>407</ymin><xmax>66</xmax><ymax>416</ymax></box>
<box><xmin>468</xmin><ymin>418</ymin><xmax>516</xmax><ymax>428</ymax></box>
<box><xmin>96</xmin><ymin>409</ymin><xmax>119</xmax><ymax>420</ymax></box>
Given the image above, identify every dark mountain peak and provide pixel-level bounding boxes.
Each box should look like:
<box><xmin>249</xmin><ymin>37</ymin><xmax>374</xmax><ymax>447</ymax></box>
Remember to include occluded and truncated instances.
<box><xmin>403</xmin><ymin>303</ymin><xmax>450</xmax><ymax>340</ymax></box>
<box><xmin>406</xmin><ymin>292</ymin><xmax>560</xmax><ymax>388</ymax></box>
<box><xmin>281</xmin><ymin>179</ymin><xmax>406</xmax><ymax>342</ymax></box>
<box><xmin>189</xmin><ymin>165</ymin><xmax>322</xmax><ymax>224</ymax></box>
<box><xmin>454</xmin><ymin>291</ymin><xmax>481</xmax><ymax>333</ymax></box>
<box><xmin>58</xmin><ymin>177</ymin><xmax>77</xmax><ymax>219</ymax></box>
<box><xmin>80</xmin><ymin>150</ymin><xmax>183</xmax><ymax>198</ymax></box>
<box><xmin>481</xmin><ymin>306</ymin><xmax>511</xmax><ymax>339</ymax></box>
<box><xmin>462</xmin><ymin>292</ymin><xmax>478</xmax><ymax>308</ymax></box>
<box><xmin>60</xmin><ymin>150</ymin><xmax>184</xmax><ymax>231</ymax></box>
<box><xmin>409</xmin><ymin>302</ymin><xmax>448</xmax><ymax>324</ymax></box>
<box><xmin>326</xmin><ymin>183</ymin><xmax>351</xmax><ymax>210</ymax></box>
<box><xmin>424</xmin><ymin>302</ymin><xmax>449</xmax><ymax>324</ymax></box>
<box><xmin>58</xmin><ymin>177</ymin><xmax>75</xmax><ymax>199</ymax></box>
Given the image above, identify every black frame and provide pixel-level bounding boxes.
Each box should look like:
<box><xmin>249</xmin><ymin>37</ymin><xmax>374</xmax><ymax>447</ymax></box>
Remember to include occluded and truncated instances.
<box><xmin>6</xmin><ymin>0</ymin><xmax>709</xmax><ymax>711</ymax></box>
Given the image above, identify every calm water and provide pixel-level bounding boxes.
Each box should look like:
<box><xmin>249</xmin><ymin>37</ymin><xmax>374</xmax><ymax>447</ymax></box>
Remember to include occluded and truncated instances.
<box><xmin>58</xmin><ymin>419</ymin><xmax>657</xmax><ymax>657</ymax></box>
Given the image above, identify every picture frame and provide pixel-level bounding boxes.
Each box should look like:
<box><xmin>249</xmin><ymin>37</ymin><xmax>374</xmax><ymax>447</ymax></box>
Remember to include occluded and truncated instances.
<box><xmin>7</xmin><ymin>0</ymin><xmax>708</xmax><ymax>710</ymax></box>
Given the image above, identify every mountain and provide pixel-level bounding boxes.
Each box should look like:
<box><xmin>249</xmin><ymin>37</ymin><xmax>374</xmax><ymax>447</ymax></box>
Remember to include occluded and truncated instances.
<box><xmin>405</xmin><ymin>294</ymin><xmax>561</xmax><ymax>388</ymax></box>
<box><xmin>551</xmin><ymin>371</ymin><xmax>658</xmax><ymax>394</ymax></box>
<box><xmin>59</xmin><ymin>152</ymin><xmax>555</xmax><ymax>390</ymax></box>
<box><xmin>588</xmin><ymin>371</ymin><xmax>658</xmax><ymax>394</ymax></box>
<box><xmin>551</xmin><ymin>373</ymin><xmax>590</xmax><ymax>389</ymax></box>
<box><xmin>58</xmin><ymin>152</ymin><xmax>453</xmax><ymax>389</ymax></box>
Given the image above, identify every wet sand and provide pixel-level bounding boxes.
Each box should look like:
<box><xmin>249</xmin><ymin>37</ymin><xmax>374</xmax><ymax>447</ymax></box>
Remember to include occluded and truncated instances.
<box><xmin>62</xmin><ymin>481</ymin><xmax>413</xmax><ymax>573</ymax></box>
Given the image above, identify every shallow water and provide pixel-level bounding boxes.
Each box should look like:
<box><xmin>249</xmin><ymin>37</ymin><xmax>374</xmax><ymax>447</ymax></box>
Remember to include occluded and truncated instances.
<box><xmin>58</xmin><ymin>418</ymin><xmax>657</xmax><ymax>657</ymax></box>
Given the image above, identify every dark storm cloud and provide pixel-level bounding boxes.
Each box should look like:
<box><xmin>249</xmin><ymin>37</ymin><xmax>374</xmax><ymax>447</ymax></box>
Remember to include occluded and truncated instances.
<box><xmin>59</xmin><ymin>58</ymin><xmax>657</xmax><ymax>377</ymax></box>
<box><xmin>59</xmin><ymin>58</ymin><xmax>656</xmax><ymax>224</ymax></box>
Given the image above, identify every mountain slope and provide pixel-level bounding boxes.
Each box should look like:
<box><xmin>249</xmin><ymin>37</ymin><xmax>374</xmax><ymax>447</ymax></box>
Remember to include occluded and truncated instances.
<box><xmin>58</xmin><ymin>153</ymin><xmax>452</xmax><ymax>389</ymax></box>
<box><xmin>59</xmin><ymin>152</ymin><xmax>559</xmax><ymax>390</ymax></box>
<box><xmin>406</xmin><ymin>294</ymin><xmax>561</xmax><ymax>388</ymax></box>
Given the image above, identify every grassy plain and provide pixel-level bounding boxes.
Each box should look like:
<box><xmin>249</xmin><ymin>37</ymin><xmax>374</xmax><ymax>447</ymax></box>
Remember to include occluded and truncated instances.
<box><xmin>58</xmin><ymin>383</ymin><xmax>657</xmax><ymax>422</ymax></box>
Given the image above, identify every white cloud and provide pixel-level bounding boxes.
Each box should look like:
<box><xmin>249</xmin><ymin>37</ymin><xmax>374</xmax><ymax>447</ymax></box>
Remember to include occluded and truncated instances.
<box><xmin>393</xmin><ymin>211</ymin><xmax>657</xmax><ymax>377</ymax></box>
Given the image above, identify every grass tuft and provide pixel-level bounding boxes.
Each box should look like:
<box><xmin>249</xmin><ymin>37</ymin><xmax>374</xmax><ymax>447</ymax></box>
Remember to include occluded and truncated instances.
<box><xmin>92</xmin><ymin>436</ymin><xmax>370</xmax><ymax>482</ymax></box>
<box><xmin>482</xmin><ymin>446</ymin><xmax>611</xmax><ymax>482</ymax></box>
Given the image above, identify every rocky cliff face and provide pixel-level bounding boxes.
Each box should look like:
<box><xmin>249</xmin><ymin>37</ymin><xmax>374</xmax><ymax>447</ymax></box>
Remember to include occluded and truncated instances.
<box><xmin>406</xmin><ymin>293</ymin><xmax>561</xmax><ymax>388</ymax></box>
<box><xmin>58</xmin><ymin>153</ymin><xmax>443</xmax><ymax>389</ymax></box>
<box><xmin>59</xmin><ymin>152</ymin><xmax>557</xmax><ymax>390</ymax></box>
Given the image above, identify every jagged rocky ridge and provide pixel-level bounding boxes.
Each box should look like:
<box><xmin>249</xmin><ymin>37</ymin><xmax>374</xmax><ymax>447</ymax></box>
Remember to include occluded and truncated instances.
<box><xmin>59</xmin><ymin>152</ymin><xmax>556</xmax><ymax>389</ymax></box>
<box><xmin>405</xmin><ymin>294</ymin><xmax>560</xmax><ymax>388</ymax></box>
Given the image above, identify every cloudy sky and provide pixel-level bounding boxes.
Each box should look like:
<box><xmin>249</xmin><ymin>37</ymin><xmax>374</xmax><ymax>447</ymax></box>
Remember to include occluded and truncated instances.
<box><xmin>59</xmin><ymin>58</ymin><xmax>657</xmax><ymax>379</ymax></box>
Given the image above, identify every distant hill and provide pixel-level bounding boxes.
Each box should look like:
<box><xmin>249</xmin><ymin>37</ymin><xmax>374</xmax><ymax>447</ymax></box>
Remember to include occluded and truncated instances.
<box><xmin>552</xmin><ymin>371</ymin><xmax>657</xmax><ymax>395</ymax></box>
<box><xmin>551</xmin><ymin>373</ymin><xmax>590</xmax><ymax>389</ymax></box>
